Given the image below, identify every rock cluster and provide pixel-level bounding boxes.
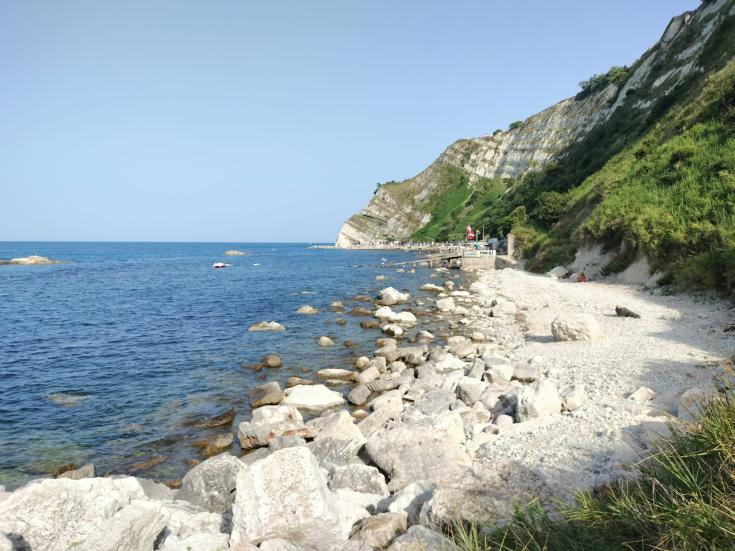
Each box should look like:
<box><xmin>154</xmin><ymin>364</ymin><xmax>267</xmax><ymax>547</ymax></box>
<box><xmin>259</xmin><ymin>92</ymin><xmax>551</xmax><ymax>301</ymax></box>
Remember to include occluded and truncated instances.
<box><xmin>3</xmin><ymin>270</ymin><xmax>724</xmax><ymax>551</ymax></box>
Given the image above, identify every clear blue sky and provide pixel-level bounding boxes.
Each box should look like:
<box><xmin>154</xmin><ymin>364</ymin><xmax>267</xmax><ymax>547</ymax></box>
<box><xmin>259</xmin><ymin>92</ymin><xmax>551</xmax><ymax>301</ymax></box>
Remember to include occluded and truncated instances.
<box><xmin>1</xmin><ymin>0</ymin><xmax>699</xmax><ymax>243</ymax></box>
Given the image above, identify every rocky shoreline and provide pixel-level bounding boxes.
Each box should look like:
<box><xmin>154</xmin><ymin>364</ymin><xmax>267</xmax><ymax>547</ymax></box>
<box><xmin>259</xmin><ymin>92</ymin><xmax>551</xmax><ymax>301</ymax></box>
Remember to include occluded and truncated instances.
<box><xmin>1</xmin><ymin>264</ymin><xmax>733</xmax><ymax>551</ymax></box>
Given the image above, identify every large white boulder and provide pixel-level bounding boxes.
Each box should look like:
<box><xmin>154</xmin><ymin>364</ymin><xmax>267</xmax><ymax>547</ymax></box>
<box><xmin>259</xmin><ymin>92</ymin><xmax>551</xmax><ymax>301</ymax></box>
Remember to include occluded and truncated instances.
<box><xmin>435</xmin><ymin>297</ymin><xmax>455</xmax><ymax>312</ymax></box>
<box><xmin>230</xmin><ymin>447</ymin><xmax>343</xmax><ymax>550</ymax></box>
<box><xmin>433</xmin><ymin>354</ymin><xmax>466</xmax><ymax>374</ymax></box>
<box><xmin>386</xmin><ymin>480</ymin><xmax>435</xmax><ymax>525</ymax></box>
<box><xmin>510</xmin><ymin>381</ymin><xmax>562</xmax><ymax>422</ymax></box>
<box><xmin>0</xmin><ymin>477</ymin><xmax>149</xmax><ymax>551</ymax></box>
<box><xmin>307</xmin><ymin>410</ymin><xmax>366</xmax><ymax>449</ymax></box>
<box><xmin>379</xmin><ymin>287</ymin><xmax>409</xmax><ymax>306</ymax></box>
<box><xmin>177</xmin><ymin>454</ymin><xmax>247</xmax><ymax>513</ymax></box>
<box><xmin>392</xmin><ymin>311</ymin><xmax>418</xmax><ymax>327</ymax></box>
<box><xmin>282</xmin><ymin>384</ymin><xmax>346</xmax><ymax>412</ymax></box>
<box><xmin>158</xmin><ymin>500</ymin><xmax>227</xmax><ymax>551</ymax></box>
<box><xmin>78</xmin><ymin>500</ymin><xmax>168</xmax><ymax>551</ymax></box>
<box><xmin>238</xmin><ymin>405</ymin><xmax>307</xmax><ymax>449</ymax></box>
<box><xmin>374</xmin><ymin>306</ymin><xmax>396</xmax><ymax>320</ymax></box>
<box><xmin>329</xmin><ymin>464</ymin><xmax>388</xmax><ymax>496</ymax></box>
<box><xmin>420</xmin><ymin>283</ymin><xmax>444</xmax><ymax>293</ymax></box>
<box><xmin>365</xmin><ymin>411</ymin><xmax>470</xmax><ymax>491</ymax></box>
<box><xmin>551</xmin><ymin>314</ymin><xmax>602</xmax><ymax>341</ymax></box>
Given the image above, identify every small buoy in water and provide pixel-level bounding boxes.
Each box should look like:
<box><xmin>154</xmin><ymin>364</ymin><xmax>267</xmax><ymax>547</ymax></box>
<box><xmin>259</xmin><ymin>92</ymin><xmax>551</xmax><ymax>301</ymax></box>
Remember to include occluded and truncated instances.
<box><xmin>212</xmin><ymin>262</ymin><xmax>226</xmax><ymax>269</ymax></box>
<box><xmin>253</xmin><ymin>263</ymin><xmax>261</xmax><ymax>266</ymax></box>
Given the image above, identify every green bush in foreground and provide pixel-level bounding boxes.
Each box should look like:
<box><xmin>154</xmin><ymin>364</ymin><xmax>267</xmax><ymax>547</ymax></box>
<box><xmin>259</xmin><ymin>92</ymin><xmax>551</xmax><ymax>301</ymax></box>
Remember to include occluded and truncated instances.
<box><xmin>452</xmin><ymin>380</ymin><xmax>735</xmax><ymax>551</ymax></box>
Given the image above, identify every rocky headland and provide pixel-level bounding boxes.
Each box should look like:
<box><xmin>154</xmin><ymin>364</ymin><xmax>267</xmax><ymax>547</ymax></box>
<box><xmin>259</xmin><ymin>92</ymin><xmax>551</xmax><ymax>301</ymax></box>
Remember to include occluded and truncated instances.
<box><xmin>2</xmin><ymin>261</ymin><xmax>732</xmax><ymax>551</ymax></box>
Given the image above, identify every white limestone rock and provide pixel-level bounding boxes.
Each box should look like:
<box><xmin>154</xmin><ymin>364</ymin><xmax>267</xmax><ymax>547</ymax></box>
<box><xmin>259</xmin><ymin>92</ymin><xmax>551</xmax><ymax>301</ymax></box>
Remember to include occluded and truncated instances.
<box><xmin>435</xmin><ymin>297</ymin><xmax>455</xmax><ymax>312</ymax></box>
<box><xmin>237</xmin><ymin>405</ymin><xmax>307</xmax><ymax>449</ymax></box>
<box><xmin>348</xmin><ymin>512</ymin><xmax>408</xmax><ymax>549</ymax></box>
<box><xmin>177</xmin><ymin>454</ymin><xmax>247</xmax><ymax>513</ymax></box>
<box><xmin>387</xmin><ymin>525</ymin><xmax>456</xmax><ymax>551</ymax></box>
<box><xmin>510</xmin><ymin>381</ymin><xmax>562</xmax><ymax>422</ymax></box>
<box><xmin>329</xmin><ymin>464</ymin><xmax>388</xmax><ymax>496</ymax></box>
<box><xmin>386</xmin><ymin>480</ymin><xmax>435</xmax><ymax>525</ymax></box>
<box><xmin>551</xmin><ymin>314</ymin><xmax>602</xmax><ymax>341</ymax></box>
<box><xmin>0</xmin><ymin>477</ymin><xmax>148</xmax><ymax>551</ymax></box>
<box><xmin>231</xmin><ymin>447</ymin><xmax>343</xmax><ymax>550</ymax></box>
<box><xmin>78</xmin><ymin>500</ymin><xmax>168</xmax><ymax>551</ymax></box>
<box><xmin>282</xmin><ymin>384</ymin><xmax>346</xmax><ymax>412</ymax></box>
<box><xmin>365</xmin><ymin>411</ymin><xmax>470</xmax><ymax>491</ymax></box>
<box><xmin>379</xmin><ymin>287</ymin><xmax>409</xmax><ymax>306</ymax></box>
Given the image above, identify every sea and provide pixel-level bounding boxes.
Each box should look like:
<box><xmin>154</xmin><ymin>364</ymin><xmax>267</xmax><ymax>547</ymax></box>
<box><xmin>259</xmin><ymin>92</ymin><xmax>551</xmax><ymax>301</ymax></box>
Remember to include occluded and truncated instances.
<box><xmin>0</xmin><ymin>242</ymin><xmax>446</xmax><ymax>488</ymax></box>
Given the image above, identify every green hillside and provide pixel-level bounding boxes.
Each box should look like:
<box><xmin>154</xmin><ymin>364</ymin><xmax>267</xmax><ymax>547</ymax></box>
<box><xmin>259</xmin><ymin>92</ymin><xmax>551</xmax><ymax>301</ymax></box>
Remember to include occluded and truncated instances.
<box><xmin>411</xmin><ymin>9</ymin><xmax>735</xmax><ymax>298</ymax></box>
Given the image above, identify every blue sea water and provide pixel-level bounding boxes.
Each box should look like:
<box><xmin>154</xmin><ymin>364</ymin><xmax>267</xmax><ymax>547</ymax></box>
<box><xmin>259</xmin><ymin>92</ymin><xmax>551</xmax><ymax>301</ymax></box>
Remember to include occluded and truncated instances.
<box><xmin>0</xmin><ymin>242</ymin><xmax>438</xmax><ymax>487</ymax></box>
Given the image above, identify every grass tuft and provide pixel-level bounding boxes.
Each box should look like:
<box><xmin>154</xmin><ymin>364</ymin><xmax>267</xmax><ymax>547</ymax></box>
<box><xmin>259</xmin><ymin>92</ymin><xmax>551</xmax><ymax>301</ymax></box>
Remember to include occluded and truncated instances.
<box><xmin>452</xmin><ymin>384</ymin><xmax>735</xmax><ymax>550</ymax></box>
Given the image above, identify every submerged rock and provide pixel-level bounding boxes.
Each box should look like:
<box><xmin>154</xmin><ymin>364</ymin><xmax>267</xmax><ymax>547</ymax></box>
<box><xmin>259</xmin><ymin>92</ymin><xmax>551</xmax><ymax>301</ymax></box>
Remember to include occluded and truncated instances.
<box><xmin>297</xmin><ymin>305</ymin><xmax>320</xmax><ymax>314</ymax></box>
<box><xmin>249</xmin><ymin>321</ymin><xmax>285</xmax><ymax>332</ymax></box>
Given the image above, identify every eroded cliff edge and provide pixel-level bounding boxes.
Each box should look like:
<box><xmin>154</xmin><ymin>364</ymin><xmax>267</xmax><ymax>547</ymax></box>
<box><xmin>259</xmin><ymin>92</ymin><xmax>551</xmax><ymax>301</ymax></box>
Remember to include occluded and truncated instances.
<box><xmin>336</xmin><ymin>0</ymin><xmax>735</xmax><ymax>248</ymax></box>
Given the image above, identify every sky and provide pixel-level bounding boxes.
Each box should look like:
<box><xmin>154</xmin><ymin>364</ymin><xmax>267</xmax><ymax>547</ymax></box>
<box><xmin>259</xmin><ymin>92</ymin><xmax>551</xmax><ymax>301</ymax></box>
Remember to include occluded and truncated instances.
<box><xmin>0</xmin><ymin>0</ymin><xmax>700</xmax><ymax>243</ymax></box>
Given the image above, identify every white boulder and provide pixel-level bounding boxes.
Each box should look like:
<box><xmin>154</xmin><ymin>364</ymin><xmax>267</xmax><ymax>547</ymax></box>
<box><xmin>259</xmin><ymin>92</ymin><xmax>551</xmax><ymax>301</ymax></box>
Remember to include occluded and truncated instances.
<box><xmin>282</xmin><ymin>384</ymin><xmax>346</xmax><ymax>412</ymax></box>
<box><xmin>231</xmin><ymin>447</ymin><xmax>343</xmax><ymax>550</ymax></box>
<box><xmin>379</xmin><ymin>287</ymin><xmax>409</xmax><ymax>306</ymax></box>
<box><xmin>551</xmin><ymin>314</ymin><xmax>602</xmax><ymax>341</ymax></box>
<box><xmin>510</xmin><ymin>381</ymin><xmax>562</xmax><ymax>422</ymax></box>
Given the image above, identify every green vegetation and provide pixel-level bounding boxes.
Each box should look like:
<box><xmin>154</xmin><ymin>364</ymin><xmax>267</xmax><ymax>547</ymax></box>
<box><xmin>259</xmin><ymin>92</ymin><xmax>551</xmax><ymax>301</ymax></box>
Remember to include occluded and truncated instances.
<box><xmin>411</xmin><ymin>166</ymin><xmax>506</xmax><ymax>242</ymax></box>
<box><xmin>578</xmin><ymin>65</ymin><xmax>632</xmax><ymax>96</ymax></box>
<box><xmin>405</xmin><ymin>6</ymin><xmax>735</xmax><ymax>297</ymax></box>
<box><xmin>453</xmin><ymin>379</ymin><xmax>735</xmax><ymax>550</ymax></box>
<box><xmin>509</xmin><ymin>121</ymin><xmax>524</xmax><ymax>131</ymax></box>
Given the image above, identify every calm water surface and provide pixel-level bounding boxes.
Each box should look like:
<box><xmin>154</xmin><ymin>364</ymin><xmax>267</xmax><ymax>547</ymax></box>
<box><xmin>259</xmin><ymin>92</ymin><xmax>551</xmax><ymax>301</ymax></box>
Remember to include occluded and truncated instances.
<box><xmin>0</xmin><ymin>242</ymin><xmax>442</xmax><ymax>487</ymax></box>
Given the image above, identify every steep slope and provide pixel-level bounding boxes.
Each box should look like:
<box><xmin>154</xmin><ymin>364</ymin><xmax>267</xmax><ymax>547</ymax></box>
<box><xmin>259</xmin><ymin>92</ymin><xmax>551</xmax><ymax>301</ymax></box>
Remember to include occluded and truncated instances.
<box><xmin>336</xmin><ymin>0</ymin><xmax>735</xmax><ymax>260</ymax></box>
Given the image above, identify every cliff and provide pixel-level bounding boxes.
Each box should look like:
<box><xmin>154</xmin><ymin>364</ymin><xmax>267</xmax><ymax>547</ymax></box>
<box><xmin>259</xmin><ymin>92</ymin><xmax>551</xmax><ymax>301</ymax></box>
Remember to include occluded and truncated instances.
<box><xmin>336</xmin><ymin>0</ymin><xmax>735</xmax><ymax>250</ymax></box>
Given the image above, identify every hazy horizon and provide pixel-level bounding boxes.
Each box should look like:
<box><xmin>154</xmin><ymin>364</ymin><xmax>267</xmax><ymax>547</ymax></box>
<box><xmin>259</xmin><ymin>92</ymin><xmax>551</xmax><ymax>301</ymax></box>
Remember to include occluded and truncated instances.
<box><xmin>2</xmin><ymin>0</ymin><xmax>699</xmax><ymax>242</ymax></box>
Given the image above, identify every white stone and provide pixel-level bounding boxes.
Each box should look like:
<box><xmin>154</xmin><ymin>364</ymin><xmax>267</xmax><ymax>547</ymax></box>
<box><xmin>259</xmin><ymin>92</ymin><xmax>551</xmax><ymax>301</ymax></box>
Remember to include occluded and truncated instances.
<box><xmin>365</xmin><ymin>411</ymin><xmax>470</xmax><ymax>491</ymax></box>
<box><xmin>79</xmin><ymin>499</ymin><xmax>167</xmax><ymax>551</ymax></box>
<box><xmin>388</xmin><ymin>525</ymin><xmax>456</xmax><ymax>550</ymax></box>
<box><xmin>297</xmin><ymin>305</ymin><xmax>319</xmax><ymax>315</ymax></box>
<box><xmin>231</xmin><ymin>447</ymin><xmax>343</xmax><ymax>550</ymax></box>
<box><xmin>379</xmin><ymin>287</ymin><xmax>409</xmax><ymax>306</ymax></box>
<box><xmin>510</xmin><ymin>381</ymin><xmax>562</xmax><ymax>422</ymax></box>
<box><xmin>0</xmin><ymin>477</ymin><xmax>148</xmax><ymax>551</ymax></box>
<box><xmin>248</xmin><ymin>321</ymin><xmax>285</xmax><ymax>332</ymax></box>
<box><xmin>547</xmin><ymin>266</ymin><xmax>569</xmax><ymax>278</ymax></box>
<box><xmin>420</xmin><ymin>283</ymin><xmax>444</xmax><ymax>293</ymax></box>
<box><xmin>238</xmin><ymin>405</ymin><xmax>306</xmax><ymax>449</ymax></box>
<box><xmin>433</xmin><ymin>354</ymin><xmax>466</xmax><ymax>374</ymax></box>
<box><xmin>561</xmin><ymin>385</ymin><xmax>586</xmax><ymax>411</ymax></box>
<box><xmin>629</xmin><ymin>386</ymin><xmax>656</xmax><ymax>401</ymax></box>
<box><xmin>329</xmin><ymin>464</ymin><xmax>388</xmax><ymax>496</ymax></box>
<box><xmin>374</xmin><ymin>306</ymin><xmax>395</xmax><ymax>320</ymax></box>
<box><xmin>435</xmin><ymin>297</ymin><xmax>455</xmax><ymax>312</ymax></box>
<box><xmin>178</xmin><ymin>454</ymin><xmax>247</xmax><ymax>513</ymax></box>
<box><xmin>392</xmin><ymin>311</ymin><xmax>417</xmax><ymax>327</ymax></box>
<box><xmin>382</xmin><ymin>324</ymin><xmax>404</xmax><ymax>337</ymax></box>
<box><xmin>318</xmin><ymin>336</ymin><xmax>336</xmax><ymax>347</ymax></box>
<box><xmin>282</xmin><ymin>384</ymin><xmax>346</xmax><ymax>412</ymax></box>
<box><xmin>357</xmin><ymin>366</ymin><xmax>380</xmax><ymax>385</ymax></box>
<box><xmin>551</xmin><ymin>314</ymin><xmax>602</xmax><ymax>341</ymax></box>
<box><xmin>387</xmin><ymin>480</ymin><xmax>435</xmax><ymax>525</ymax></box>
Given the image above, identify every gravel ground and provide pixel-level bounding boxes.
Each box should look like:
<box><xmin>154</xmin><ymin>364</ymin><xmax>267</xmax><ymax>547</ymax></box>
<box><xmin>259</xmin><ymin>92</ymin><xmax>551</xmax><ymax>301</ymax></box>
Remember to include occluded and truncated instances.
<box><xmin>465</xmin><ymin>268</ymin><xmax>735</xmax><ymax>495</ymax></box>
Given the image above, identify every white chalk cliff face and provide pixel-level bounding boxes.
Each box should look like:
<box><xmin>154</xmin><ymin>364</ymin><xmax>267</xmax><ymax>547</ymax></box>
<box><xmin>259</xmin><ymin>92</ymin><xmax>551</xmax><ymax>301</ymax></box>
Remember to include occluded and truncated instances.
<box><xmin>335</xmin><ymin>0</ymin><xmax>733</xmax><ymax>248</ymax></box>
